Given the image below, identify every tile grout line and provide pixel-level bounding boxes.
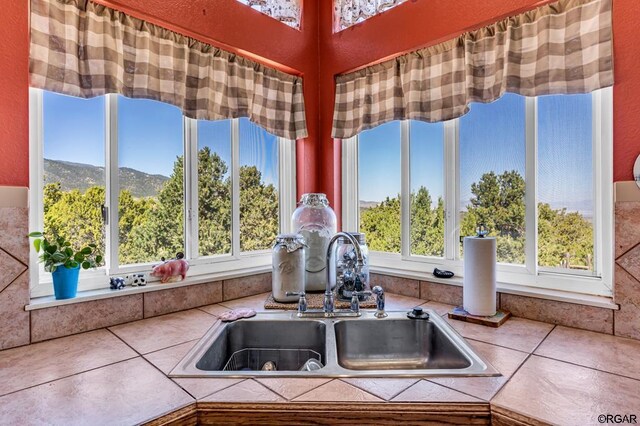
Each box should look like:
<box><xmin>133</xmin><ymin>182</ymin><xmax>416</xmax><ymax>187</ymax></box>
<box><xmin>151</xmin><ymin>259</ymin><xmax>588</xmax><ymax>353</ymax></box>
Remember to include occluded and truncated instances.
<box><xmin>615</xmin><ymin>240</ymin><xmax>640</xmax><ymax>263</ymax></box>
<box><xmin>106</xmin><ymin>326</ymin><xmax>204</xmax><ymax>357</ymax></box>
<box><xmin>420</xmin><ymin>378</ymin><xmax>489</xmax><ymax>403</ymax></box>
<box><xmin>194</xmin><ymin>379</ymin><xmax>250</xmax><ymax>402</ymax></box>
<box><xmin>616</xmin><ymin>262</ymin><xmax>640</xmax><ymax>289</ymax></box>
<box><xmin>464</xmin><ymin>337</ymin><xmax>531</xmax><ymax>355</ymax></box>
<box><xmin>0</xmin><ymin>268</ymin><xmax>28</xmax><ymax>298</ymax></box>
<box><xmin>336</xmin><ymin>379</ymin><xmax>391</xmax><ymax>401</ymax></box>
<box><xmin>106</xmin><ymin>328</ymin><xmax>146</xmax><ymax>356</ymax></box>
<box><xmin>531</xmin><ymin>353</ymin><xmax>640</xmax><ymax>383</ymax></box>
<box><xmin>290</xmin><ymin>379</ymin><xmax>338</xmax><ymax>402</ymax></box>
<box><xmin>106</xmin><ymin>328</ymin><xmax>199</xmax><ymax>404</ymax></box>
<box><xmin>335</xmin><ymin>378</ymin><xmax>387</xmax><ymax>401</ymax></box>
<box><xmin>252</xmin><ymin>379</ymin><xmax>295</xmax><ymax>401</ymax></box>
<box><xmin>0</xmin><ymin>354</ymin><xmax>140</xmax><ymax>399</ymax></box>
<box><xmin>141</xmin><ymin>338</ymin><xmax>201</xmax><ymax>357</ymax></box>
<box><xmin>384</xmin><ymin>380</ymin><xmax>420</xmax><ymax>401</ymax></box>
<box><xmin>195</xmin><ymin>305</ymin><xmax>226</xmax><ymax>317</ymax></box>
<box><xmin>489</xmin><ymin>324</ymin><xmax>557</xmax><ymax>407</ymax></box>
<box><xmin>0</xmin><ymin>245</ymin><xmax>29</xmax><ymax>269</ymax></box>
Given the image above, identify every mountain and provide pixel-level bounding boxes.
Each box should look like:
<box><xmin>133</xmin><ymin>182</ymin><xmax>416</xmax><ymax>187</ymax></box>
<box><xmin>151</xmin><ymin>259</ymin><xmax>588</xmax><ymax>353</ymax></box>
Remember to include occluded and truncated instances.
<box><xmin>359</xmin><ymin>200</ymin><xmax>380</xmax><ymax>211</ymax></box>
<box><xmin>359</xmin><ymin>200</ymin><xmax>380</xmax><ymax>215</ymax></box>
<box><xmin>44</xmin><ymin>159</ymin><xmax>169</xmax><ymax>198</ymax></box>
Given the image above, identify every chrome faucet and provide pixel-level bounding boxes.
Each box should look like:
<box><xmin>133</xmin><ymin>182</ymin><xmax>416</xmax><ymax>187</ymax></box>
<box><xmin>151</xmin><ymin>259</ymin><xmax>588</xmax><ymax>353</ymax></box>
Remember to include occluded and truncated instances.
<box><xmin>325</xmin><ymin>232</ymin><xmax>365</xmax><ymax>316</ymax></box>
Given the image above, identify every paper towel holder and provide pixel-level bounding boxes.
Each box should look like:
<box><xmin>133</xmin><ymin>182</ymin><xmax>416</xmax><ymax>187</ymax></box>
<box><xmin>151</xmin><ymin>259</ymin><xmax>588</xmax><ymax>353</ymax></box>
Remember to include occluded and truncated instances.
<box><xmin>475</xmin><ymin>224</ymin><xmax>489</xmax><ymax>238</ymax></box>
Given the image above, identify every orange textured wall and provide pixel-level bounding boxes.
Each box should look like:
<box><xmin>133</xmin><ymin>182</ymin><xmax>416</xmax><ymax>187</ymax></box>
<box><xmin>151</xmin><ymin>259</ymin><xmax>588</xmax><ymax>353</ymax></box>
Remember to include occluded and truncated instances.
<box><xmin>2</xmin><ymin>0</ymin><xmax>639</xmax><ymax>198</ymax></box>
<box><xmin>0</xmin><ymin>0</ymin><xmax>320</xmax><ymax>196</ymax></box>
<box><xmin>0</xmin><ymin>0</ymin><xmax>30</xmax><ymax>187</ymax></box>
<box><xmin>317</xmin><ymin>0</ymin><xmax>640</xmax><ymax>227</ymax></box>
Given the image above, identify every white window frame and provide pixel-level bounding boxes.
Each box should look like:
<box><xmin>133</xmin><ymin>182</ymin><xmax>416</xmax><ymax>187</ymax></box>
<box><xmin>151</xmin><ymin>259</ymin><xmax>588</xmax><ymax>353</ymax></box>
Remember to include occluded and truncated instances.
<box><xmin>343</xmin><ymin>88</ymin><xmax>613</xmax><ymax>297</ymax></box>
<box><xmin>29</xmin><ymin>89</ymin><xmax>296</xmax><ymax>298</ymax></box>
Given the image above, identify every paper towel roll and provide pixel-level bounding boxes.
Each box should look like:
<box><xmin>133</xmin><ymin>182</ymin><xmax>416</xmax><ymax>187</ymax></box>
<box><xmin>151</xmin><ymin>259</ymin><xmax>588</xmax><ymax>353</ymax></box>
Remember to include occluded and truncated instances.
<box><xmin>463</xmin><ymin>237</ymin><xmax>497</xmax><ymax>316</ymax></box>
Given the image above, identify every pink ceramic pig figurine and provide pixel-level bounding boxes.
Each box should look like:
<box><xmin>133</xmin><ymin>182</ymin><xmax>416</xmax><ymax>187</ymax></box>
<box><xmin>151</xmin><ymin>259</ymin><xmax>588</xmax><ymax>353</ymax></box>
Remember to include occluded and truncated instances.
<box><xmin>151</xmin><ymin>259</ymin><xmax>189</xmax><ymax>283</ymax></box>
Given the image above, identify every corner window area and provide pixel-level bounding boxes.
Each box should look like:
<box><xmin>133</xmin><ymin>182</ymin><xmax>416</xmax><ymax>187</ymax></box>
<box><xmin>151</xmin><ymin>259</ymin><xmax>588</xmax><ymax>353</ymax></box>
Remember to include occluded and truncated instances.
<box><xmin>29</xmin><ymin>89</ymin><xmax>296</xmax><ymax>298</ymax></box>
<box><xmin>342</xmin><ymin>89</ymin><xmax>613</xmax><ymax>296</ymax></box>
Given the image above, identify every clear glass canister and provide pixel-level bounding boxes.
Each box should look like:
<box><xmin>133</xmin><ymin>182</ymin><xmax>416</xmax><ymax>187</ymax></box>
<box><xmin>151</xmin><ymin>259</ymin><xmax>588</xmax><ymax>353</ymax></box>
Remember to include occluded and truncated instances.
<box><xmin>330</xmin><ymin>232</ymin><xmax>370</xmax><ymax>301</ymax></box>
<box><xmin>272</xmin><ymin>234</ymin><xmax>306</xmax><ymax>302</ymax></box>
<box><xmin>291</xmin><ymin>193</ymin><xmax>337</xmax><ymax>292</ymax></box>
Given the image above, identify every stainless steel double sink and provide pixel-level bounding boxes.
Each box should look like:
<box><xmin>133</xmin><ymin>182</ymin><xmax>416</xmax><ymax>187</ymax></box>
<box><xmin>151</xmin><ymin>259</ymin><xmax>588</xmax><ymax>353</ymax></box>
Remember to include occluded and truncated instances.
<box><xmin>170</xmin><ymin>310</ymin><xmax>499</xmax><ymax>378</ymax></box>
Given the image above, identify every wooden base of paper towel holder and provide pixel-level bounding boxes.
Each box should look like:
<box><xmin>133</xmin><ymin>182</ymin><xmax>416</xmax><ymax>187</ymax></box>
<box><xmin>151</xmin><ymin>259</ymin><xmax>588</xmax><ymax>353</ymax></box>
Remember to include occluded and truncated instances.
<box><xmin>447</xmin><ymin>307</ymin><xmax>512</xmax><ymax>328</ymax></box>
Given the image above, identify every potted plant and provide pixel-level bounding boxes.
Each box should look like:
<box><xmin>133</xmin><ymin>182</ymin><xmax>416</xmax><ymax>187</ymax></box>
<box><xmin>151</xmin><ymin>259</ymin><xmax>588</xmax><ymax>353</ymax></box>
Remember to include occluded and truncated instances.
<box><xmin>28</xmin><ymin>232</ymin><xmax>102</xmax><ymax>300</ymax></box>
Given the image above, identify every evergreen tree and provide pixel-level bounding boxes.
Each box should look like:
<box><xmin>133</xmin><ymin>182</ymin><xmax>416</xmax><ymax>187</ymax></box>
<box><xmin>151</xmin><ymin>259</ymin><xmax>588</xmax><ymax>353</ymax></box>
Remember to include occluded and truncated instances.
<box><xmin>239</xmin><ymin>165</ymin><xmax>279</xmax><ymax>252</ymax></box>
<box><xmin>198</xmin><ymin>147</ymin><xmax>232</xmax><ymax>256</ymax></box>
<box><xmin>360</xmin><ymin>196</ymin><xmax>402</xmax><ymax>252</ymax></box>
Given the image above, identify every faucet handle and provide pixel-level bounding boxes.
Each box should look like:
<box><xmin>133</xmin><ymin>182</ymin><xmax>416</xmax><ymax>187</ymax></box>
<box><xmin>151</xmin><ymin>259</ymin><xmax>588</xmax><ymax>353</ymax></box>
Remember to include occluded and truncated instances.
<box><xmin>286</xmin><ymin>291</ymin><xmax>307</xmax><ymax>314</ymax></box>
<box><xmin>372</xmin><ymin>286</ymin><xmax>387</xmax><ymax>318</ymax></box>
<box><xmin>349</xmin><ymin>290</ymin><xmax>372</xmax><ymax>314</ymax></box>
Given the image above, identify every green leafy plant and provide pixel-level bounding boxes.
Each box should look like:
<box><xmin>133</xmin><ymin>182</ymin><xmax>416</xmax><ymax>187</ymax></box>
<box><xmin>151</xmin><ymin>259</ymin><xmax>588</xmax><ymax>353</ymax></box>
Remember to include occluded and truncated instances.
<box><xmin>27</xmin><ymin>231</ymin><xmax>103</xmax><ymax>273</ymax></box>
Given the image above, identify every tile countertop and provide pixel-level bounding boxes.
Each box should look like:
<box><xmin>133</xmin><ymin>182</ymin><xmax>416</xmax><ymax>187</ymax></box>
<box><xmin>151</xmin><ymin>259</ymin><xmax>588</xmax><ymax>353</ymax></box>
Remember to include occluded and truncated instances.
<box><xmin>0</xmin><ymin>293</ymin><xmax>639</xmax><ymax>425</ymax></box>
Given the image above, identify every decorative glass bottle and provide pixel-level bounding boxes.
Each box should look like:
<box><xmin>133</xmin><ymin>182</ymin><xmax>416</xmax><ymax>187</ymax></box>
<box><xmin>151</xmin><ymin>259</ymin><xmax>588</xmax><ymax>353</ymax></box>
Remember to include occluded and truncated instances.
<box><xmin>291</xmin><ymin>193</ymin><xmax>337</xmax><ymax>291</ymax></box>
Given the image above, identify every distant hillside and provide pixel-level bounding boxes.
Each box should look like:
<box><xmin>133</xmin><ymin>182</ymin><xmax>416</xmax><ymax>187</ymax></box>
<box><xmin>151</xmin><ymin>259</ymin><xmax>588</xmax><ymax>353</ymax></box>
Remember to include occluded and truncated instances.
<box><xmin>44</xmin><ymin>159</ymin><xmax>169</xmax><ymax>198</ymax></box>
<box><xmin>359</xmin><ymin>200</ymin><xmax>380</xmax><ymax>210</ymax></box>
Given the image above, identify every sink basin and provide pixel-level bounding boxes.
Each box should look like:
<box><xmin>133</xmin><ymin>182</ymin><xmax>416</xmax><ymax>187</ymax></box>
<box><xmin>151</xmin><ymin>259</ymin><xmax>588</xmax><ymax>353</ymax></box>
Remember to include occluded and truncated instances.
<box><xmin>334</xmin><ymin>319</ymin><xmax>471</xmax><ymax>370</ymax></box>
<box><xmin>194</xmin><ymin>319</ymin><xmax>326</xmax><ymax>372</ymax></box>
<box><xmin>170</xmin><ymin>311</ymin><xmax>499</xmax><ymax>378</ymax></box>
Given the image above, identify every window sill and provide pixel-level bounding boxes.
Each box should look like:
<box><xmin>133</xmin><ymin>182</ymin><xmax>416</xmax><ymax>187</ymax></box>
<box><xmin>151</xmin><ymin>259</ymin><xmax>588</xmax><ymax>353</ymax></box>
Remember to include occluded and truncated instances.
<box><xmin>26</xmin><ymin>264</ymin><xmax>271</xmax><ymax>311</ymax></box>
<box><xmin>371</xmin><ymin>265</ymin><xmax>618</xmax><ymax>311</ymax></box>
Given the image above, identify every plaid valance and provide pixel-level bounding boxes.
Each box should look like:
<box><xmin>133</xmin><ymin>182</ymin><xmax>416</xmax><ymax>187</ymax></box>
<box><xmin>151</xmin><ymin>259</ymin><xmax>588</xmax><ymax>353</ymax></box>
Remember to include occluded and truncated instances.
<box><xmin>332</xmin><ymin>0</ymin><xmax>613</xmax><ymax>139</ymax></box>
<box><xmin>30</xmin><ymin>0</ymin><xmax>308</xmax><ymax>140</ymax></box>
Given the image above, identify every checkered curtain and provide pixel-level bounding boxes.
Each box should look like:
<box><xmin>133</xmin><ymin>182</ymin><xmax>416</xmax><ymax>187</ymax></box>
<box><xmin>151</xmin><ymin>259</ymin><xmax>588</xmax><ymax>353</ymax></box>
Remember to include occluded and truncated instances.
<box><xmin>30</xmin><ymin>0</ymin><xmax>308</xmax><ymax>140</ymax></box>
<box><xmin>332</xmin><ymin>0</ymin><xmax>613</xmax><ymax>139</ymax></box>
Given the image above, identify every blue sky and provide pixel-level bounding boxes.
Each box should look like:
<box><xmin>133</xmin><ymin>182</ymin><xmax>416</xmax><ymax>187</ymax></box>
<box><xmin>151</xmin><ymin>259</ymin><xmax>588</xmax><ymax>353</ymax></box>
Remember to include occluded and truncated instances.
<box><xmin>43</xmin><ymin>90</ymin><xmax>592</xmax><ymax>214</ymax></box>
<box><xmin>358</xmin><ymin>92</ymin><xmax>594</xmax><ymax>215</ymax></box>
<box><xmin>43</xmin><ymin>92</ymin><xmax>278</xmax><ymax>187</ymax></box>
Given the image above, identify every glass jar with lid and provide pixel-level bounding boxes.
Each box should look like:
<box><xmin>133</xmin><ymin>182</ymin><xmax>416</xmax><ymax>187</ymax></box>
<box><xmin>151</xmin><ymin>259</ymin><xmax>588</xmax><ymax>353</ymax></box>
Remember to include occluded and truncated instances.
<box><xmin>271</xmin><ymin>233</ymin><xmax>306</xmax><ymax>302</ymax></box>
<box><xmin>329</xmin><ymin>232</ymin><xmax>370</xmax><ymax>301</ymax></box>
<box><xmin>291</xmin><ymin>193</ymin><xmax>337</xmax><ymax>292</ymax></box>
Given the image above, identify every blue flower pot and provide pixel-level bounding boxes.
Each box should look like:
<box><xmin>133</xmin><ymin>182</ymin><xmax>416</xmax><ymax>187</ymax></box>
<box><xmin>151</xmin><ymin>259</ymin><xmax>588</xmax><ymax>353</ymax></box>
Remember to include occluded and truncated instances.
<box><xmin>51</xmin><ymin>265</ymin><xmax>80</xmax><ymax>300</ymax></box>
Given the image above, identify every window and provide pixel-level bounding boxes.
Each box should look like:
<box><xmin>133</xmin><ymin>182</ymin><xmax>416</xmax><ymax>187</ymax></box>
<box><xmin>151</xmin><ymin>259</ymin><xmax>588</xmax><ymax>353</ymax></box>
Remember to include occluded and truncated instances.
<box><xmin>343</xmin><ymin>89</ymin><xmax>613</xmax><ymax>296</ymax></box>
<box><xmin>459</xmin><ymin>94</ymin><xmax>526</xmax><ymax>265</ymax></box>
<box><xmin>29</xmin><ymin>90</ymin><xmax>296</xmax><ymax>297</ymax></box>
<box><xmin>357</xmin><ymin>121</ymin><xmax>401</xmax><ymax>253</ymax></box>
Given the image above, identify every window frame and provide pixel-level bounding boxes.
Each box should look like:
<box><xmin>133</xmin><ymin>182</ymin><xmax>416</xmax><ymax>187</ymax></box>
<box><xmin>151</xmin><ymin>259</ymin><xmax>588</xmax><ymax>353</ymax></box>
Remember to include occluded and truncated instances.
<box><xmin>343</xmin><ymin>88</ymin><xmax>613</xmax><ymax>297</ymax></box>
<box><xmin>29</xmin><ymin>89</ymin><xmax>296</xmax><ymax>298</ymax></box>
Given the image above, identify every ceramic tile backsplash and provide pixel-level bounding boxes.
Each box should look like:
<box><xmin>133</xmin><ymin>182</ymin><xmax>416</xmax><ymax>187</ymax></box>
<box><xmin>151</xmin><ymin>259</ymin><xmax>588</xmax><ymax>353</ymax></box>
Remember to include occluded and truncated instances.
<box><xmin>614</xmin><ymin>201</ymin><xmax>640</xmax><ymax>258</ymax></box>
<box><xmin>0</xmin><ymin>248</ymin><xmax>27</xmax><ymax>294</ymax></box>
<box><xmin>222</xmin><ymin>273</ymin><xmax>271</xmax><ymax>301</ymax></box>
<box><xmin>370</xmin><ymin>273</ymin><xmax>419</xmax><ymax>298</ymax></box>
<box><xmin>420</xmin><ymin>281</ymin><xmax>463</xmax><ymax>306</ymax></box>
<box><xmin>143</xmin><ymin>281</ymin><xmax>222</xmax><ymax>317</ymax></box>
<box><xmin>31</xmin><ymin>294</ymin><xmax>144</xmax><ymax>342</ymax></box>
<box><xmin>500</xmin><ymin>293</ymin><xmax>614</xmax><ymax>334</ymax></box>
<box><xmin>0</xmin><ymin>272</ymin><xmax>30</xmax><ymax>349</ymax></box>
<box><xmin>614</xmin><ymin>195</ymin><xmax>640</xmax><ymax>340</ymax></box>
<box><xmin>613</xmin><ymin>266</ymin><xmax>640</xmax><ymax>340</ymax></box>
<box><xmin>0</xmin><ymin>206</ymin><xmax>29</xmax><ymax>265</ymax></box>
<box><xmin>0</xmin><ymin>189</ymin><xmax>30</xmax><ymax>350</ymax></box>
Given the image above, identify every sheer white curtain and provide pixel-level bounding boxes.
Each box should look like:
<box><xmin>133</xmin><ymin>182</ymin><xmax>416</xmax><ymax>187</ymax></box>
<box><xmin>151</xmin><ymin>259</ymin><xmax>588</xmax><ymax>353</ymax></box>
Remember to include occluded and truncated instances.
<box><xmin>238</xmin><ymin>0</ymin><xmax>302</xmax><ymax>29</ymax></box>
<box><xmin>334</xmin><ymin>0</ymin><xmax>406</xmax><ymax>31</ymax></box>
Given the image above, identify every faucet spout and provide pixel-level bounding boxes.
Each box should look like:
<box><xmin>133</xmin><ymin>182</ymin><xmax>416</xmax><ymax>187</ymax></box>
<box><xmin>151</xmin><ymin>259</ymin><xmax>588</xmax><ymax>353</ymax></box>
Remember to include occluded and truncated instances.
<box><xmin>325</xmin><ymin>232</ymin><xmax>365</xmax><ymax>315</ymax></box>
